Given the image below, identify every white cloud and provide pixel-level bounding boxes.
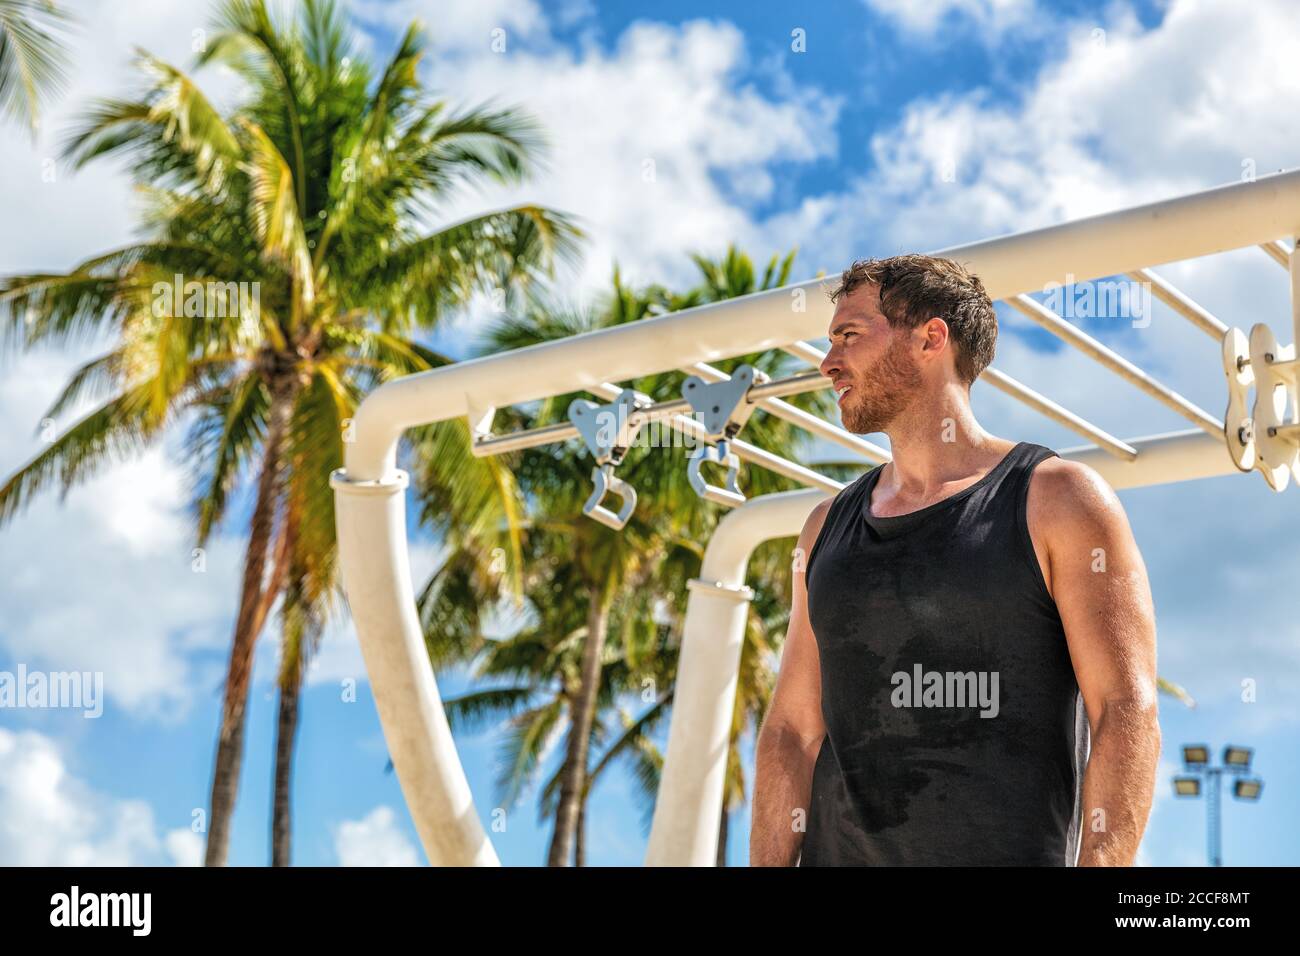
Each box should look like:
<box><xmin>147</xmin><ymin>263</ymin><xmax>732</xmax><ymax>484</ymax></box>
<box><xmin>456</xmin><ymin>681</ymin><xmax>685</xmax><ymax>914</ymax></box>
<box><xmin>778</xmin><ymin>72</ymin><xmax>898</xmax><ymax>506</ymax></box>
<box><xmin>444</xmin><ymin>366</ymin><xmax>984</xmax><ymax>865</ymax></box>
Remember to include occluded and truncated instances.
<box><xmin>862</xmin><ymin>0</ymin><xmax>1037</xmax><ymax>40</ymax></box>
<box><xmin>782</xmin><ymin>0</ymin><xmax>1300</xmax><ymax>266</ymax></box>
<box><xmin>364</xmin><ymin>2</ymin><xmax>841</xmax><ymax>296</ymax></box>
<box><xmin>353</xmin><ymin>0</ymin><xmax>550</xmax><ymax>55</ymax></box>
<box><xmin>0</xmin><ymin>1</ymin><xmax>264</xmax><ymax>719</ymax></box>
<box><xmin>0</xmin><ymin>0</ymin><xmax>246</xmax><ymax>272</ymax></box>
<box><xmin>0</xmin><ymin>727</ymin><xmax>199</xmax><ymax>865</ymax></box>
<box><xmin>164</xmin><ymin>828</ymin><xmax>204</xmax><ymax>867</ymax></box>
<box><xmin>2</xmin><ymin>0</ymin><xmax>1298</xmax><ymax>867</ymax></box>
<box><xmin>2</xmin><ymin>0</ymin><xmax>844</xmax><ymax>724</ymax></box>
<box><xmin>0</xmin><ymin>345</ymin><xmax>246</xmax><ymax>719</ymax></box>
<box><xmin>333</xmin><ymin>806</ymin><xmax>423</xmax><ymax>866</ymax></box>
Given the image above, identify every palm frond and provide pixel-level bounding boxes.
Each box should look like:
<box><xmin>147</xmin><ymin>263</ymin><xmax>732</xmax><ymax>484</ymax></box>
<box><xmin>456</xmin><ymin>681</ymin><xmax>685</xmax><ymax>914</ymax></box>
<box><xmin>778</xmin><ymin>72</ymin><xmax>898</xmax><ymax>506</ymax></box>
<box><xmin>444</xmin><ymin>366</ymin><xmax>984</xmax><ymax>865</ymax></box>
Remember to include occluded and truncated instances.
<box><xmin>0</xmin><ymin>0</ymin><xmax>71</xmax><ymax>135</ymax></box>
<box><xmin>239</xmin><ymin>117</ymin><xmax>313</xmax><ymax>310</ymax></box>
<box><xmin>1157</xmin><ymin>676</ymin><xmax>1196</xmax><ymax>709</ymax></box>
<box><xmin>358</xmin><ymin>205</ymin><xmax>583</xmax><ymax>332</ymax></box>
<box><xmin>186</xmin><ymin>373</ymin><xmax>268</xmax><ymax>545</ymax></box>
<box><xmin>0</xmin><ymin>379</ymin><xmax>172</xmax><ymax>526</ymax></box>
<box><xmin>442</xmin><ymin>685</ymin><xmax>539</xmax><ymax>735</ymax></box>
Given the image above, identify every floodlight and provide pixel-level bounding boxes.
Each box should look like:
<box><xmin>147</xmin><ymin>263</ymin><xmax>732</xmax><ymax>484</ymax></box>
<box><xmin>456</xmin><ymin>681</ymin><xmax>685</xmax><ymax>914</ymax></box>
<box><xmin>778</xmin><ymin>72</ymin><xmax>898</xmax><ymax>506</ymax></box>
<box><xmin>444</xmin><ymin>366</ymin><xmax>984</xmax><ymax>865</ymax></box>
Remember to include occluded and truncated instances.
<box><xmin>1223</xmin><ymin>745</ymin><xmax>1253</xmax><ymax>770</ymax></box>
<box><xmin>1233</xmin><ymin>779</ymin><xmax>1263</xmax><ymax>801</ymax></box>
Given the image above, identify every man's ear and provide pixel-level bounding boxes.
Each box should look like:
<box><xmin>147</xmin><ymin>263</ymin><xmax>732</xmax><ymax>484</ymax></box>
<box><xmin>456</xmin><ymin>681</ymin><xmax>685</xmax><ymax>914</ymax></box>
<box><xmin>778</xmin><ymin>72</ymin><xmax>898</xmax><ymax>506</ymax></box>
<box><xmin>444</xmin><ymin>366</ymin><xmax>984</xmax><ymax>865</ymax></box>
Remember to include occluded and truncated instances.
<box><xmin>921</xmin><ymin>316</ymin><xmax>949</xmax><ymax>352</ymax></box>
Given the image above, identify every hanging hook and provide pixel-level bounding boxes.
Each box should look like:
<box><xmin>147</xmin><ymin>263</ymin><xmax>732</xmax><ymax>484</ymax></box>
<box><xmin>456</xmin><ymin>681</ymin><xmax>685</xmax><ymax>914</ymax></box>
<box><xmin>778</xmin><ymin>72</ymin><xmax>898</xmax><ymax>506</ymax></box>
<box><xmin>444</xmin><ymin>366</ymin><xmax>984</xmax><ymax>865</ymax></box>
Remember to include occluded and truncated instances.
<box><xmin>582</xmin><ymin>462</ymin><xmax>638</xmax><ymax>530</ymax></box>
<box><xmin>568</xmin><ymin>389</ymin><xmax>649</xmax><ymax>528</ymax></box>
<box><xmin>680</xmin><ymin>364</ymin><xmax>767</xmax><ymax>508</ymax></box>
<box><xmin>688</xmin><ymin>437</ymin><xmax>745</xmax><ymax>507</ymax></box>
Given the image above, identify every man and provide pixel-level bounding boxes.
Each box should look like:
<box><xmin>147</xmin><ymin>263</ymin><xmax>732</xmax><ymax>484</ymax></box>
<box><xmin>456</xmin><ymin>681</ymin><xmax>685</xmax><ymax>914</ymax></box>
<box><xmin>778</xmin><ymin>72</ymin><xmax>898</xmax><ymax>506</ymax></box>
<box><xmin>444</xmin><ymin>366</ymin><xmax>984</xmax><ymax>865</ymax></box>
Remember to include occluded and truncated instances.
<box><xmin>750</xmin><ymin>255</ymin><xmax>1161</xmax><ymax>866</ymax></box>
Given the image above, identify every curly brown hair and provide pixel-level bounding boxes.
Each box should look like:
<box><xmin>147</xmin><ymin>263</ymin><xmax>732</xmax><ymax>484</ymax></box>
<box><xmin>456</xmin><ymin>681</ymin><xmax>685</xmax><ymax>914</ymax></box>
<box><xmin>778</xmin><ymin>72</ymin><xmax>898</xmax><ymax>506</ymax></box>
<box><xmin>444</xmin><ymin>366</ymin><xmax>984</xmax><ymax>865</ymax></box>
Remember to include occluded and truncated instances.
<box><xmin>826</xmin><ymin>254</ymin><xmax>997</xmax><ymax>387</ymax></box>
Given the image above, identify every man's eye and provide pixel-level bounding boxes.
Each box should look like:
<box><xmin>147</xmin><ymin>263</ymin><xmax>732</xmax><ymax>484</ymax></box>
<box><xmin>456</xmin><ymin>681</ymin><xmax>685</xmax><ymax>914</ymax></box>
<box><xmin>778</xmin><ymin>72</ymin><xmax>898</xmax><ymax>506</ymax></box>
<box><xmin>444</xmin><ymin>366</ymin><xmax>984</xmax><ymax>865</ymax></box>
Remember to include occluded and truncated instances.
<box><xmin>842</xmin><ymin>332</ymin><xmax>856</xmax><ymax>341</ymax></box>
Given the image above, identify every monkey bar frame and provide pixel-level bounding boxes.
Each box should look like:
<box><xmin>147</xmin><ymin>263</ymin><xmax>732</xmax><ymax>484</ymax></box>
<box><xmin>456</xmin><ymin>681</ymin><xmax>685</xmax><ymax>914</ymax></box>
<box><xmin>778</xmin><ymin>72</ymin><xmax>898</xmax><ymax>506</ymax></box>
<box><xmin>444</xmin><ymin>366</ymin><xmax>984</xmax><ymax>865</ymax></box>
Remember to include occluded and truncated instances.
<box><xmin>331</xmin><ymin>170</ymin><xmax>1300</xmax><ymax>866</ymax></box>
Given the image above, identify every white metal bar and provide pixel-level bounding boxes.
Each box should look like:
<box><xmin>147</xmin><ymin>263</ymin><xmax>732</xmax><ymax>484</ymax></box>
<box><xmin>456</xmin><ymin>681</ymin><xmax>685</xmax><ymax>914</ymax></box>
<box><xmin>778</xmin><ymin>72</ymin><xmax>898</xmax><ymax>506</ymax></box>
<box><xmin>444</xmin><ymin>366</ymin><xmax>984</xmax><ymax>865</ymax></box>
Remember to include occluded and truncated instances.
<box><xmin>343</xmin><ymin>170</ymin><xmax>1300</xmax><ymax>482</ymax></box>
<box><xmin>646</xmin><ymin>488</ymin><xmax>826</xmax><ymax>866</ymax></box>
<box><xmin>1126</xmin><ymin>268</ymin><xmax>1228</xmax><ymax>340</ymax></box>
<box><xmin>1057</xmin><ymin>428</ymin><xmax>1238</xmax><ymax>487</ymax></box>
<box><xmin>1261</xmin><ymin>240</ymin><xmax>1292</xmax><ymax>269</ymax></box>
<box><xmin>468</xmin><ymin>369</ymin><xmax>831</xmax><ymax>458</ymax></box>
<box><xmin>330</xmin><ymin>470</ymin><xmax>500</xmax><ymax>866</ymax></box>
<box><xmin>1290</xmin><ymin>237</ymin><xmax>1300</xmax><ymax>350</ymax></box>
<box><xmin>1008</xmin><ymin>294</ymin><xmax>1223</xmax><ymax>438</ymax></box>
<box><xmin>979</xmin><ymin>367</ymin><xmax>1136</xmax><ymax>460</ymax></box>
<box><xmin>931</xmin><ymin>174</ymin><xmax>1300</xmax><ymax>299</ymax></box>
<box><xmin>782</xmin><ymin>340</ymin><xmax>831</xmax><ymax>366</ymax></box>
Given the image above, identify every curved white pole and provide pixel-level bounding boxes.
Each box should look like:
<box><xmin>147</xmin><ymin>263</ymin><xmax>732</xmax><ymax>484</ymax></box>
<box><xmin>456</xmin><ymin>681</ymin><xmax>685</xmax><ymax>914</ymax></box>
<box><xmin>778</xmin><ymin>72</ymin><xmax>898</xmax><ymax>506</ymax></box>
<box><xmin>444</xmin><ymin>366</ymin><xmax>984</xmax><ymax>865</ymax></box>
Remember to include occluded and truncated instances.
<box><xmin>332</xmin><ymin>470</ymin><xmax>500</xmax><ymax>865</ymax></box>
<box><xmin>645</xmin><ymin>489</ymin><xmax>829</xmax><ymax>866</ymax></box>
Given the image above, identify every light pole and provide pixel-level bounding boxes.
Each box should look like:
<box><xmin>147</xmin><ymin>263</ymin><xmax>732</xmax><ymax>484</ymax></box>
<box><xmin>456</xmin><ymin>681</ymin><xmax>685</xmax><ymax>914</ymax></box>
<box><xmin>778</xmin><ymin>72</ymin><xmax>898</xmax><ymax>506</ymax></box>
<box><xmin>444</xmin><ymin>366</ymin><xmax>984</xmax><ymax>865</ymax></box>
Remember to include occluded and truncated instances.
<box><xmin>1172</xmin><ymin>744</ymin><xmax>1264</xmax><ymax>866</ymax></box>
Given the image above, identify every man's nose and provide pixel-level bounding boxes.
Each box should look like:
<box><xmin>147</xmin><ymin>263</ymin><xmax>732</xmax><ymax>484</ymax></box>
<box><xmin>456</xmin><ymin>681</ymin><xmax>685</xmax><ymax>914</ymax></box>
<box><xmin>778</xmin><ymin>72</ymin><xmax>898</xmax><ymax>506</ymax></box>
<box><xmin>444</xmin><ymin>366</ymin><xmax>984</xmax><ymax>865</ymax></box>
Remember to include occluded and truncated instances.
<box><xmin>819</xmin><ymin>351</ymin><xmax>839</xmax><ymax>380</ymax></box>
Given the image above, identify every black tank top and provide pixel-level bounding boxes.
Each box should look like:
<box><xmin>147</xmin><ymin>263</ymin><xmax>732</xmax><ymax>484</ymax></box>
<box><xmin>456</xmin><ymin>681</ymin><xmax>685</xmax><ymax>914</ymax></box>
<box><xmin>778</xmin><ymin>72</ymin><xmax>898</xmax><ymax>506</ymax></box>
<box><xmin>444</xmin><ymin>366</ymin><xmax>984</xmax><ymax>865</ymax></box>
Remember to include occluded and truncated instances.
<box><xmin>801</xmin><ymin>441</ymin><xmax>1089</xmax><ymax>866</ymax></box>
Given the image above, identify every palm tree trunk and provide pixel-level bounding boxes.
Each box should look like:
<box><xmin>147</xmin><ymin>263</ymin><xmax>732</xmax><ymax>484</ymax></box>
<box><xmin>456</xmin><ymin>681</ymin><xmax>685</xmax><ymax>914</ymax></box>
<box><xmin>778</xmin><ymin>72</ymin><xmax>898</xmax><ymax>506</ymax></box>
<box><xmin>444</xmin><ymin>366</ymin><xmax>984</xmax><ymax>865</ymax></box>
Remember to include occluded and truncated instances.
<box><xmin>575</xmin><ymin>793</ymin><xmax>586</xmax><ymax>867</ymax></box>
<box><xmin>203</xmin><ymin>385</ymin><xmax>293</xmax><ymax>867</ymax></box>
<box><xmin>546</xmin><ymin>581</ymin><xmax>611</xmax><ymax>866</ymax></box>
<box><xmin>270</xmin><ymin>510</ymin><xmax>303</xmax><ymax>867</ymax></box>
<box><xmin>717</xmin><ymin>806</ymin><xmax>729</xmax><ymax>867</ymax></box>
<box><xmin>271</xmin><ymin>646</ymin><xmax>302</xmax><ymax>867</ymax></box>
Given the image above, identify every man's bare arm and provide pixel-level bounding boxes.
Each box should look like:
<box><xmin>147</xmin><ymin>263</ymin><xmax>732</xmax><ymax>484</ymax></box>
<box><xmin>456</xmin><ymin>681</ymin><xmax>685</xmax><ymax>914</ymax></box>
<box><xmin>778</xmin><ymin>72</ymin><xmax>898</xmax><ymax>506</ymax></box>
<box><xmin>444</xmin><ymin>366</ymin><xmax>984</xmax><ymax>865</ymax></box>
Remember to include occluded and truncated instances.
<box><xmin>750</xmin><ymin>499</ymin><xmax>832</xmax><ymax>867</ymax></box>
<box><xmin>1031</xmin><ymin>459</ymin><xmax>1161</xmax><ymax>866</ymax></box>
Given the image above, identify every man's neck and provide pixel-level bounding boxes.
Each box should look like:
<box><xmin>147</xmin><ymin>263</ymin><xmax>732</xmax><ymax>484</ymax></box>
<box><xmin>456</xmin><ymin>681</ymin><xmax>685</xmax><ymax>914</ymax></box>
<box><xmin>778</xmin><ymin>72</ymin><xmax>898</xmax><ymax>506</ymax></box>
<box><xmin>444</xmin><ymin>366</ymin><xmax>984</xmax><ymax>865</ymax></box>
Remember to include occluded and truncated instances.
<box><xmin>879</xmin><ymin>388</ymin><xmax>1010</xmax><ymax>498</ymax></box>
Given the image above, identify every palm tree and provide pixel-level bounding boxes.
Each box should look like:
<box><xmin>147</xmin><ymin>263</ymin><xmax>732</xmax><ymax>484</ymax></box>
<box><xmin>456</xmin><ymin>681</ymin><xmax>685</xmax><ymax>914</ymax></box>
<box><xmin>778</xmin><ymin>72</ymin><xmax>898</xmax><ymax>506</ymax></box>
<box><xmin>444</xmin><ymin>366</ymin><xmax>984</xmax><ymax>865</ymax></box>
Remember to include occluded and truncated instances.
<box><xmin>0</xmin><ymin>0</ymin><xmax>71</xmax><ymax>136</ymax></box>
<box><xmin>414</xmin><ymin>247</ymin><xmax>855</xmax><ymax>863</ymax></box>
<box><xmin>417</xmin><ymin>386</ymin><xmax>671</xmax><ymax>866</ymax></box>
<box><xmin>429</xmin><ymin>517</ymin><xmax>680</xmax><ymax>865</ymax></box>
<box><xmin>0</xmin><ymin>0</ymin><xmax>579</xmax><ymax>866</ymax></box>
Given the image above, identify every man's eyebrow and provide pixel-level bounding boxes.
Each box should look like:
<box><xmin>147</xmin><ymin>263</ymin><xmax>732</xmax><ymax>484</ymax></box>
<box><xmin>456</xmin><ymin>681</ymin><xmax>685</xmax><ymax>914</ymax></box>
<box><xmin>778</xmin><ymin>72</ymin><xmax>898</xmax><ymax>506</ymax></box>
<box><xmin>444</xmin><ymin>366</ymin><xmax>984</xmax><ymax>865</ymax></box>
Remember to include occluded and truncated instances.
<box><xmin>829</xmin><ymin>316</ymin><xmax>866</xmax><ymax>337</ymax></box>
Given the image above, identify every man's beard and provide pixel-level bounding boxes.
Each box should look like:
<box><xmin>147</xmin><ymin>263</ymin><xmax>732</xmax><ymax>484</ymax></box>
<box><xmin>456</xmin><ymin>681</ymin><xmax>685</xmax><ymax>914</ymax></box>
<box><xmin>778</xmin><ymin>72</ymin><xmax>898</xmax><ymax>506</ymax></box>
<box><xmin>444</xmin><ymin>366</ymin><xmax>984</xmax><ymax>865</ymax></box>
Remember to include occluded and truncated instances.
<box><xmin>839</xmin><ymin>333</ymin><xmax>922</xmax><ymax>435</ymax></box>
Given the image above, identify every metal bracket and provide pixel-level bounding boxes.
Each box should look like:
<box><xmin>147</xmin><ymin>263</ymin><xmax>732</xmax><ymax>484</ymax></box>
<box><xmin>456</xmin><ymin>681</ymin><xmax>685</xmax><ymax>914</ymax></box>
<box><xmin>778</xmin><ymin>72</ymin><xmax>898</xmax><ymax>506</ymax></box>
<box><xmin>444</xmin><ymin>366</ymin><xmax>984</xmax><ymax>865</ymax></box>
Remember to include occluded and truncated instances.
<box><xmin>568</xmin><ymin>388</ymin><xmax>650</xmax><ymax>528</ymax></box>
<box><xmin>1222</xmin><ymin>323</ymin><xmax>1300</xmax><ymax>491</ymax></box>
<box><xmin>680</xmin><ymin>364</ymin><xmax>768</xmax><ymax>508</ymax></box>
<box><xmin>685</xmin><ymin>576</ymin><xmax>755</xmax><ymax>604</ymax></box>
<box><xmin>681</xmin><ymin>364</ymin><xmax>768</xmax><ymax>438</ymax></box>
<box><xmin>1222</xmin><ymin>327</ymin><xmax>1256</xmax><ymax>472</ymax></box>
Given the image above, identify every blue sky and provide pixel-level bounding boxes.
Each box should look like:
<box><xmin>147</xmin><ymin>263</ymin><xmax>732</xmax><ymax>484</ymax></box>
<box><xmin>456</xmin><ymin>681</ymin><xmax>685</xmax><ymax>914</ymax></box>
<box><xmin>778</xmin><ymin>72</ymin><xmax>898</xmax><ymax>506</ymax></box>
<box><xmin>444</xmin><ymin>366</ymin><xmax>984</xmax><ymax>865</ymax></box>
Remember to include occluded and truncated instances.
<box><xmin>1</xmin><ymin>0</ymin><xmax>1298</xmax><ymax>866</ymax></box>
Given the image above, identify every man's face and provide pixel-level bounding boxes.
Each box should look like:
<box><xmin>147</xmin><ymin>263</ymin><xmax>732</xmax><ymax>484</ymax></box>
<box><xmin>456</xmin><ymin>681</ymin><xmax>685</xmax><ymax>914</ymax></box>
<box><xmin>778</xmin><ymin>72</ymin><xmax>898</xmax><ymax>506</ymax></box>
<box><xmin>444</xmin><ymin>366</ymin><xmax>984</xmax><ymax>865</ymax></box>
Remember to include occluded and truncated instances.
<box><xmin>819</xmin><ymin>283</ymin><xmax>921</xmax><ymax>435</ymax></box>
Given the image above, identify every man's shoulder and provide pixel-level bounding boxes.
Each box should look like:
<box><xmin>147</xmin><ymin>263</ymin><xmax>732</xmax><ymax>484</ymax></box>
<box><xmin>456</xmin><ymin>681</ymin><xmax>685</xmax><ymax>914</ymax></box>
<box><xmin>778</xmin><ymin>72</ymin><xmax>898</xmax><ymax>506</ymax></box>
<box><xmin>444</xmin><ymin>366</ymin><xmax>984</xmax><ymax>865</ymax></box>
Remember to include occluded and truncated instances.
<box><xmin>801</xmin><ymin>465</ymin><xmax>876</xmax><ymax>543</ymax></box>
<box><xmin>802</xmin><ymin>495</ymin><xmax>836</xmax><ymax>544</ymax></box>
<box><xmin>1027</xmin><ymin>454</ymin><xmax>1128</xmax><ymax>541</ymax></box>
<box><xmin>1030</xmin><ymin>454</ymin><xmax>1117</xmax><ymax>502</ymax></box>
